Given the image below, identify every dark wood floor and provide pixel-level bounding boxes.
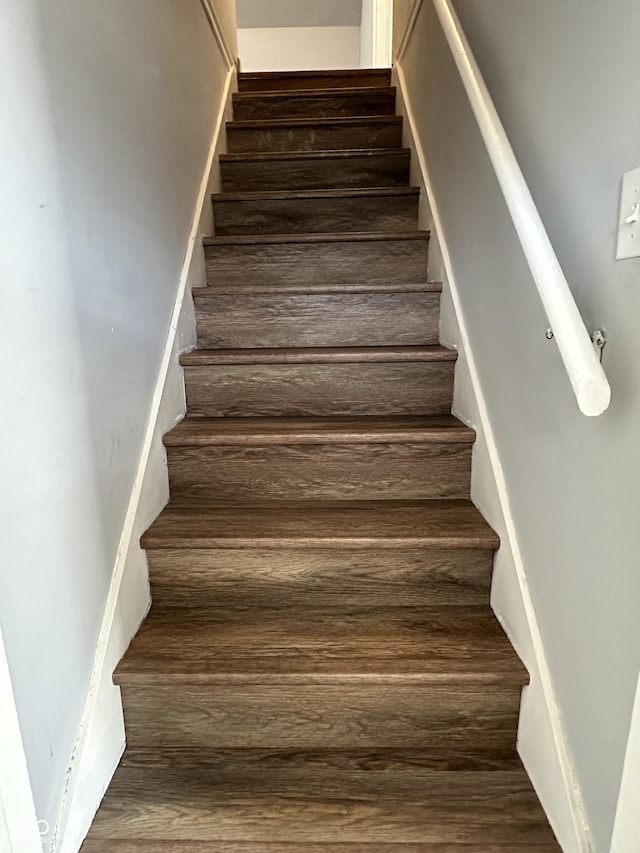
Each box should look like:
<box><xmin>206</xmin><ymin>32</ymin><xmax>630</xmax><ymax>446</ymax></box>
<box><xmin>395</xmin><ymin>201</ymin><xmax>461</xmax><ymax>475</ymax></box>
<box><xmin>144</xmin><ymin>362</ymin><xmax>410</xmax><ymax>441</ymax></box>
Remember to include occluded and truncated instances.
<box><xmin>81</xmin><ymin>68</ymin><xmax>560</xmax><ymax>851</ymax></box>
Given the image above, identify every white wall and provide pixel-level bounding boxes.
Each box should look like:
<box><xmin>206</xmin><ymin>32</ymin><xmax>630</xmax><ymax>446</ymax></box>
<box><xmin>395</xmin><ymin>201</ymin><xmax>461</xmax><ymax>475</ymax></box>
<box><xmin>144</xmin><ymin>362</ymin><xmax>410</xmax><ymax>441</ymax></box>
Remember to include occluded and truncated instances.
<box><xmin>0</xmin><ymin>0</ymin><xmax>236</xmax><ymax>844</ymax></box>
<box><xmin>395</xmin><ymin>1</ymin><xmax>640</xmax><ymax>850</ymax></box>
<box><xmin>238</xmin><ymin>26</ymin><xmax>361</xmax><ymax>72</ymax></box>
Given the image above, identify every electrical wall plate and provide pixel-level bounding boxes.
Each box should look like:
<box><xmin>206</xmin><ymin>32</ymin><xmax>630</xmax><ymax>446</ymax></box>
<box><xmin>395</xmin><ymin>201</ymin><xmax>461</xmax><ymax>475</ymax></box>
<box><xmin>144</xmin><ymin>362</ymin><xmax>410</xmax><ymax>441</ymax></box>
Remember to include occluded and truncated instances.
<box><xmin>617</xmin><ymin>166</ymin><xmax>640</xmax><ymax>260</ymax></box>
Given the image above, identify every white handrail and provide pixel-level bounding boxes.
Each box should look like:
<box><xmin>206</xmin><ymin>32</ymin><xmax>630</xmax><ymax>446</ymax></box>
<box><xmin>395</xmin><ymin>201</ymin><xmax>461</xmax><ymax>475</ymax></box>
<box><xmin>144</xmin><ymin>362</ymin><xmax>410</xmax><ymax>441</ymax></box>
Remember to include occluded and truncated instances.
<box><xmin>432</xmin><ymin>0</ymin><xmax>611</xmax><ymax>416</ymax></box>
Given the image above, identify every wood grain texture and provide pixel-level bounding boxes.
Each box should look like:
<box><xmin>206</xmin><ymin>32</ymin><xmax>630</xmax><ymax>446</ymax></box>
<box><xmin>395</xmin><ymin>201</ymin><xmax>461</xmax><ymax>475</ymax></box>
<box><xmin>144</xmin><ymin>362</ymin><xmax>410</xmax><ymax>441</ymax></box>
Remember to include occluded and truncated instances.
<box><xmin>212</xmin><ymin>187</ymin><xmax>419</xmax><ymax>235</ymax></box>
<box><xmin>238</xmin><ymin>70</ymin><xmax>392</xmax><ymax>93</ymax></box>
<box><xmin>194</xmin><ymin>291</ymin><xmax>439</xmax><ymax>348</ymax></box>
<box><xmin>82</xmin><ymin>749</ymin><xmax>558</xmax><ymax>845</ymax></box>
<box><xmin>141</xmin><ymin>500</ymin><xmax>499</xmax><ymax>551</ymax></box>
<box><xmin>226</xmin><ymin>117</ymin><xmax>403</xmax><ymax>153</ymax></box>
<box><xmin>164</xmin><ymin>415</ymin><xmax>474</xmax><ymax>446</ymax></box>
<box><xmin>146</xmin><ymin>546</ymin><xmax>493</xmax><ymax>610</ymax></box>
<box><xmin>166</xmin><ymin>442</ymin><xmax>472</xmax><ymax>503</ymax></box>
<box><xmin>205</xmin><ymin>231</ymin><xmax>429</xmax><ymax>286</ymax></box>
<box><xmin>198</xmin><ymin>282</ymin><xmax>443</xmax><ymax>295</ymax></box>
<box><xmin>184</xmin><ymin>361</ymin><xmax>454</xmax><ymax>417</ymax></box>
<box><xmin>84</xmin><ymin>68</ymin><xmax>558</xmax><ymax>851</ymax></box>
<box><xmin>82</xmin><ymin>843</ymin><xmax>561</xmax><ymax>852</ymax></box>
<box><xmin>114</xmin><ymin>605</ymin><xmax>525</xmax><ymax>686</ymax></box>
<box><xmin>232</xmin><ymin>88</ymin><xmax>396</xmax><ymax>120</ymax></box>
<box><xmin>220</xmin><ymin>149</ymin><xmax>410</xmax><ymax>192</ymax></box>
<box><xmin>120</xmin><ymin>684</ymin><xmax>521</xmax><ymax>750</ymax></box>
<box><xmin>180</xmin><ymin>346</ymin><xmax>455</xmax><ymax>365</ymax></box>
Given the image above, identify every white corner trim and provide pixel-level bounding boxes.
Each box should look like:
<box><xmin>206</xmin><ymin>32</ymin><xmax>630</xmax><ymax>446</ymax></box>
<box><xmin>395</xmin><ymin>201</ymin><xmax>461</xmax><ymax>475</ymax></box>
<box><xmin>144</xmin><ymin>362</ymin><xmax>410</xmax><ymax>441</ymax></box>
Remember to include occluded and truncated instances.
<box><xmin>395</xmin><ymin>0</ymin><xmax>423</xmax><ymax>64</ymax></box>
<box><xmin>51</xmin><ymin>62</ymin><xmax>235</xmax><ymax>853</ymax></box>
<box><xmin>0</xmin><ymin>627</ymin><xmax>42</xmax><ymax>853</ymax></box>
<box><xmin>395</xmin><ymin>59</ymin><xmax>593</xmax><ymax>853</ymax></box>
<box><xmin>200</xmin><ymin>0</ymin><xmax>235</xmax><ymax>69</ymax></box>
<box><xmin>372</xmin><ymin>0</ymin><xmax>394</xmax><ymax>68</ymax></box>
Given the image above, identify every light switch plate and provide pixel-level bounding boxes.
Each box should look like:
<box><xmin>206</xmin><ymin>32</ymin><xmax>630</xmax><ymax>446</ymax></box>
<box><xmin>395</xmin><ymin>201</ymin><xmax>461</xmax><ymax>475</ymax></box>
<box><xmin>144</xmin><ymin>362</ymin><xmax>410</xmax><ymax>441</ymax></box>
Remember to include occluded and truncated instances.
<box><xmin>617</xmin><ymin>166</ymin><xmax>640</xmax><ymax>260</ymax></box>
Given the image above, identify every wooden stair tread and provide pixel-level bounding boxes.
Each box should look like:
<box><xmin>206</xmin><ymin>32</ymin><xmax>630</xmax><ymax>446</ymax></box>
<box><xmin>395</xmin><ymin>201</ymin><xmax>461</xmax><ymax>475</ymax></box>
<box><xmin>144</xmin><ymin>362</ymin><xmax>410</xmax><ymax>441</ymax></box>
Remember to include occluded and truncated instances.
<box><xmin>228</xmin><ymin>115</ymin><xmax>403</xmax><ymax>129</ymax></box>
<box><xmin>220</xmin><ymin>148</ymin><xmax>410</xmax><ymax>164</ymax></box>
<box><xmin>233</xmin><ymin>86</ymin><xmax>396</xmax><ymax>101</ymax></box>
<box><xmin>194</xmin><ymin>282</ymin><xmax>442</xmax><ymax>295</ymax></box>
<box><xmin>180</xmin><ymin>346</ymin><xmax>456</xmax><ymax>366</ymax></box>
<box><xmin>203</xmin><ymin>230</ymin><xmax>429</xmax><ymax>247</ymax></box>
<box><xmin>212</xmin><ymin>186</ymin><xmax>420</xmax><ymax>203</ymax></box>
<box><xmin>83</xmin><ymin>748</ymin><xmax>557</xmax><ymax>846</ymax></box>
<box><xmin>141</xmin><ymin>499</ymin><xmax>499</xmax><ymax>551</ymax></box>
<box><xmin>114</xmin><ymin>605</ymin><xmax>524</xmax><ymax>685</ymax></box>
<box><xmin>238</xmin><ymin>68</ymin><xmax>392</xmax><ymax>86</ymax></box>
<box><xmin>164</xmin><ymin>416</ymin><xmax>475</xmax><ymax>447</ymax></box>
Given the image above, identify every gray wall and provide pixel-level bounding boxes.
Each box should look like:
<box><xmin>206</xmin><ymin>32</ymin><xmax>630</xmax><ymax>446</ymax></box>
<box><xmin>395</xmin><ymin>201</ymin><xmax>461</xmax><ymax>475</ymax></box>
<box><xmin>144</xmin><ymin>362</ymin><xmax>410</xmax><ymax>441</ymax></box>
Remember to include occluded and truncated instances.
<box><xmin>399</xmin><ymin>1</ymin><xmax>640</xmax><ymax>849</ymax></box>
<box><xmin>238</xmin><ymin>0</ymin><xmax>362</xmax><ymax>29</ymax></box>
<box><xmin>0</xmin><ymin>0</ymin><xmax>234</xmax><ymax>835</ymax></box>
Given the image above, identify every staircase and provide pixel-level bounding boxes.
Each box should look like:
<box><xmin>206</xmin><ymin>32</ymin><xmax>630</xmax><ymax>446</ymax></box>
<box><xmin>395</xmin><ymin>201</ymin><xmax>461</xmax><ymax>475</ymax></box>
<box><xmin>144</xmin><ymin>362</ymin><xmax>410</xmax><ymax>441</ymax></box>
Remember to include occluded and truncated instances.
<box><xmin>82</xmin><ymin>69</ymin><xmax>559</xmax><ymax>851</ymax></box>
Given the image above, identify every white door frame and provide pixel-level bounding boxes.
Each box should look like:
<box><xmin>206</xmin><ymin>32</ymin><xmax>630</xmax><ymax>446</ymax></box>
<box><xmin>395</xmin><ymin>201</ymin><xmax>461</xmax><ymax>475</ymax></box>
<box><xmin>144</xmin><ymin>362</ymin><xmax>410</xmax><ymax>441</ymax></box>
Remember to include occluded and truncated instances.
<box><xmin>361</xmin><ymin>0</ymin><xmax>393</xmax><ymax>68</ymax></box>
<box><xmin>372</xmin><ymin>0</ymin><xmax>393</xmax><ymax>68</ymax></box>
<box><xmin>0</xmin><ymin>627</ymin><xmax>41</xmax><ymax>852</ymax></box>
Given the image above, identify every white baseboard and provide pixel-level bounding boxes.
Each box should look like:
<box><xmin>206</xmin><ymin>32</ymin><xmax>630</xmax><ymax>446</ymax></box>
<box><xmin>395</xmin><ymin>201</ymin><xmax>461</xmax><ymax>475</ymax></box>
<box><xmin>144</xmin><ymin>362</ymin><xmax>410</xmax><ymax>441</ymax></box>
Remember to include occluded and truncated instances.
<box><xmin>52</xmin><ymin>63</ymin><xmax>236</xmax><ymax>853</ymax></box>
<box><xmin>394</xmin><ymin>61</ymin><xmax>593</xmax><ymax>853</ymax></box>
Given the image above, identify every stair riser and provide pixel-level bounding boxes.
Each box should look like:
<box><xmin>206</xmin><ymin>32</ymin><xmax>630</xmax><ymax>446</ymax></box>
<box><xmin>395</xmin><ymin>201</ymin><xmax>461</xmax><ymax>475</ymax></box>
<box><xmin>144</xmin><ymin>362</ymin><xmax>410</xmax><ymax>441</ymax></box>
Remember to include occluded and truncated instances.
<box><xmin>233</xmin><ymin>91</ymin><xmax>396</xmax><ymax>121</ymax></box>
<box><xmin>184</xmin><ymin>362</ymin><xmax>454</xmax><ymax>417</ymax></box>
<box><xmin>220</xmin><ymin>154</ymin><xmax>410</xmax><ymax>192</ymax></box>
<box><xmin>120</xmin><ymin>685</ymin><xmax>521</xmax><ymax>751</ymax></box>
<box><xmin>227</xmin><ymin>121</ymin><xmax>403</xmax><ymax>153</ymax></box>
<box><xmin>205</xmin><ymin>239</ymin><xmax>428</xmax><ymax>286</ymax></box>
<box><xmin>195</xmin><ymin>293</ymin><xmax>439</xmax><ymax>348</ymax></box>
<box><xmin>212</xmin><ymin>194</ymin><xmax>418</xmax><ymax>235</ymax></box>
<box><xmin>238</xmin><ymin>72</ymin><xmax>392</xmax><ymax>92</ymax></box>
<box><xmin>146</xmin><ymin>548</ymin><xmax>494</xmax><ymax>609</ymax></box>
<box><xmin>167</xmin><ymin>443</ymin><xmax>471</xmax><ymax>503</ymax></box>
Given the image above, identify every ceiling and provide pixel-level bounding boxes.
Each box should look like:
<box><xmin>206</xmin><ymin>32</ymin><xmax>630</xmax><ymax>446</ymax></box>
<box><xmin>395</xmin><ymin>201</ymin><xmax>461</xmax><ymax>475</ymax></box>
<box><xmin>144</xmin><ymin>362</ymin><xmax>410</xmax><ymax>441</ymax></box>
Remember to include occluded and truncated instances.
<box><xmin>237</xmin><ymin>0</ymin><xmax>363</xmax><ymax>30</ymax></box>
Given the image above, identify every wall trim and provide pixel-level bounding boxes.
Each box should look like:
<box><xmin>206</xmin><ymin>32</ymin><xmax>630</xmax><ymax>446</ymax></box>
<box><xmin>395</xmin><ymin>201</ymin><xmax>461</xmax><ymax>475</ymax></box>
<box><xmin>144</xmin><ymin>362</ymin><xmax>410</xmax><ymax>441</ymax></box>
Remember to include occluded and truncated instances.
<box><xmin>395</xmin><ymin>55</ymin><xmax>593</xmax><ymax>853</ymax></box>
<box><xmin>200</xmin><ymin>0</ymin><xmax>235</xmax><ymax>69</ymax></box>
<box><xmin>51</xmin><ymin>61</ymin><xmax>235</xmax><ymax>853</ymax></box>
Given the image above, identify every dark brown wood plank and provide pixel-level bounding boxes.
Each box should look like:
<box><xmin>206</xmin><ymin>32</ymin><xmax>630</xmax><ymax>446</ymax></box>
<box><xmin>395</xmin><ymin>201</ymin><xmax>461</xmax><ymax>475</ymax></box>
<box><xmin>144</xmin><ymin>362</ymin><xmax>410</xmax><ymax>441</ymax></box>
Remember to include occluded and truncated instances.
<box><xmin>121</xmin><ymin>684</ymin><xmax>521</xmax><ymax>751</ymax></box>
<box><xmin>220</xmin><ymin>149</ymin><xmax>410</xmax><ymax>192</ymax></box>
<box><xmin>226</xmin><ymin>116</ymin><xmax>403</xmax><ymax>153</ymax></box>
<box><xmin>180</xmin><ymin>346</ymin><xmax>456</xmax><ymax>365</ymax></box>
<box><xmin>232</xmin><ymin>88</ymin><xmax>396</xmax><ymax>120</ymax></box>
<box><xmin>83</xmin><ymin>843</ymin><xmax>561</xmax><ymax>852</ymax></box>
<box><xmin>194</xmin><ymin>291</ymin><xmax>439</xmax><ymax>349</ymax></box>
<box><xmin>146</xmin><ymin>546</ymin><xmax>494</xmax><ymax>610</ymax></box>
<box><xmin>166</xmin><ymin>442</ymin><xmax>471</xmax><ymax>503</ymax></box>
<box><xmin>183</xmin><ymin>361</ymin><xmax>454</xmax><ymax>417</ymax></box>
<box><xmin>237</xmin><ymin>69</ymin><xmax>392</xmax><ymax>92</ymax></box>
<box><xmin>212</xmin><ymin>187</ymin><xmax>419</xmax><ymax>235</ymax></box>
<box><xmin>114</xmin><ymin>605</ymin><xmax>524</xmax><ymax>686</ymax></box>
<box><xmin>83</xmin><ymin>749</ymin><xmax>557</xmax><ymax>845</ymax></box>
<box><xmin>204</xmin><ymin>231</ymin><xmax>429</xmax><ymax>287</ymax></box>
<box><xmin>141</xmin><ymin>500</ymin><xmax>499</xmax><ymax>551</ymax></box>
<box><xmin>164</xmin><ymin>415</ymin><xmax>474</xmax><ymax>446</ymax></box>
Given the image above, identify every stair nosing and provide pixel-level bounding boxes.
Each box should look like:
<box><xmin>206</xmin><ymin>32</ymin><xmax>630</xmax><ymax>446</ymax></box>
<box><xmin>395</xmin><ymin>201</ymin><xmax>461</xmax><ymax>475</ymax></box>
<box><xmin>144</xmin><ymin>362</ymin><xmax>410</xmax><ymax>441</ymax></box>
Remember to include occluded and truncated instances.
<box><xmin>192</xmin><ymin>282</ymin><xmax>442</xmax><ymax>295</ymax></box>
<box><xmin>212</xmin><ymin>186</ymin><xmax>420</xmax><ymax>203</ymax></box>
<box><xmin>180</xmin><ymin>345</ymin><xmax>456</xmax><ymax>367</ymax></box>
<box><xmin>238</xmin><ymin>69</ymin><xmax>391</xmax><ymax>81</ymax></box>
<box><xmin>227</xmin><ymin>116</ymin><xmax>403</xmax><ymax>130</ymax></box>
<box><xmin>203</xmin><ymin>230</ymin><xmax>429</xmax><ymax>247</ymax></box>
<box><xmin>219</xmin><ymin>148</ymin><xmax>410</xmax><ymax>164</ymax></box>
<box><xmin>164</xmin><ymin>416</ymin><xmax>475</xmax><ymax>448</ymax></box>
<box><xmin>232</xmin><ymin>86</ymin><xmax>396</xmax><ymax>101</ymax></box>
